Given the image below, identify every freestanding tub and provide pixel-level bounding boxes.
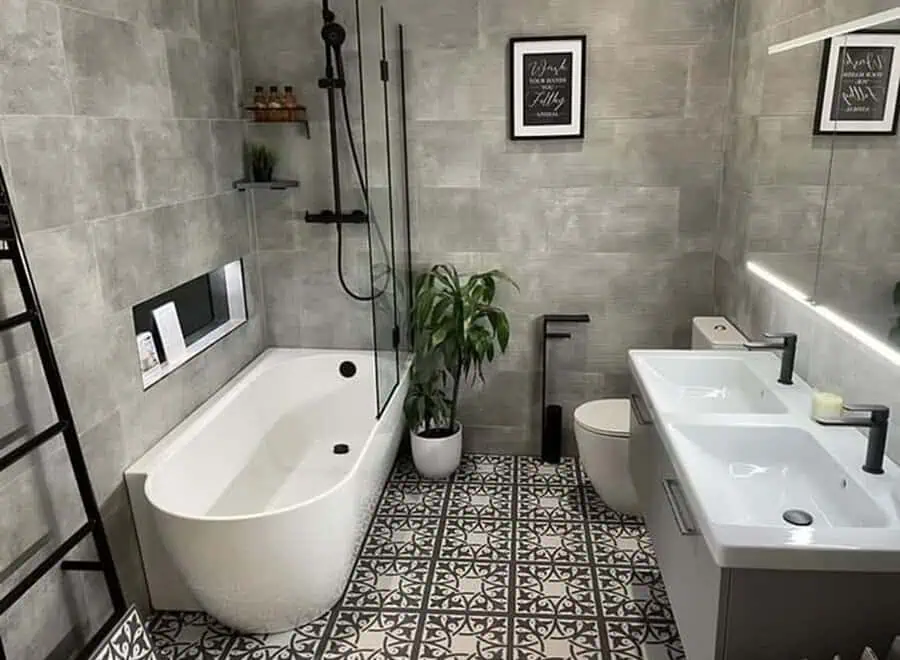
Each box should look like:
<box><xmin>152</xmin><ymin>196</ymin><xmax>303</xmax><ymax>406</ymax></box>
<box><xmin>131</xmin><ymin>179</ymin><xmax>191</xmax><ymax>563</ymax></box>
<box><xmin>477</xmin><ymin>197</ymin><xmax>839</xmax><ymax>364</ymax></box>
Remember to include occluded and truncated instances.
<box><xmin>125</xmin><ymin>348</ymin><xmax>409</xmax><ymax>633</ymax></box>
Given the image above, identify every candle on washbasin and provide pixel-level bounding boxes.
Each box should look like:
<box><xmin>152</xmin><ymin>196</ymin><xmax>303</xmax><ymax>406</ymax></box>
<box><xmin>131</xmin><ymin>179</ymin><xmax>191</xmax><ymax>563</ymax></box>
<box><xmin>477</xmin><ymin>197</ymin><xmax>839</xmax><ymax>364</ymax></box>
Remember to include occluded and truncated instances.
<box><xmin>811</xmin><ymin>390</ymin><xmax>844</xmax><ymax>419</ymax></box>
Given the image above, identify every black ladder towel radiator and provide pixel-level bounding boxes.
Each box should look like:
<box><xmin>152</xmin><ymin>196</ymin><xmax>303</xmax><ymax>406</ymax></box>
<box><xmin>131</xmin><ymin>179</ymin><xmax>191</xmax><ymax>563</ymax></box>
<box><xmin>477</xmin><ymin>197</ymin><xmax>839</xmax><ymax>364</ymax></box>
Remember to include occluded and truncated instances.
<box><xmin>0</xmin><ymin>164</ymin><xmax>126</xmax><ymax>659</ymax></box>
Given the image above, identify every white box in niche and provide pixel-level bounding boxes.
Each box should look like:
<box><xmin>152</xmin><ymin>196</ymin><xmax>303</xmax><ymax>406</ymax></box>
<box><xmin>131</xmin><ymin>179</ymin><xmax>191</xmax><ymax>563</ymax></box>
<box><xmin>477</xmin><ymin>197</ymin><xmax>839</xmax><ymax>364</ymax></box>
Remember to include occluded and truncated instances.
<box><xmin>152</xmin><ymin>302</ymin><xmax>187</xmax><ymax>364</ymax></box>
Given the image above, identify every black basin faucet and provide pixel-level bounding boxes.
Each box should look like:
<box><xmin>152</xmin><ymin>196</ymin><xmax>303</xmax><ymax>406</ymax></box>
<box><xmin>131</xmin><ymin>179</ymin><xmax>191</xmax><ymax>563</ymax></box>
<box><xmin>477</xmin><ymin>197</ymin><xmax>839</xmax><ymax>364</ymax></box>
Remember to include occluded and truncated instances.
<box><xmin>815</xmin><ymin>404</ymin><xmax>890</xmax><ymax>475</ymax></box>
<box><xmin>743</xmin><ymin>332</ymin><xmax>797</xmax><ymax>385</ymax></box>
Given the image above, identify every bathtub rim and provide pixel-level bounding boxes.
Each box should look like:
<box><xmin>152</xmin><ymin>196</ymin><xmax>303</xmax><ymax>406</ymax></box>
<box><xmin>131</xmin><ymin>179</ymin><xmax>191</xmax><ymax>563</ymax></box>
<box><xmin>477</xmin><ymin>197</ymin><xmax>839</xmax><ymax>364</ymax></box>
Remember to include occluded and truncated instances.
<box><xmin>135</xmin><ymin>347</ymin><xmax>409</xmax><ymax>525</ymax></box>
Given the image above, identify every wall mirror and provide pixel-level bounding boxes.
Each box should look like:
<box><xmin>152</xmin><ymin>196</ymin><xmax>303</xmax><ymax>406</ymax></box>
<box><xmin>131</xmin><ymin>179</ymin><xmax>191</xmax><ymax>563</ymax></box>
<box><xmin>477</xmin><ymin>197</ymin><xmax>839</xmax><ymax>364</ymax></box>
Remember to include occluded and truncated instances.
<box><xmin>744</xmin><ymin>7</ymin><xmax>900</xmax><ymax>351</ymax></box>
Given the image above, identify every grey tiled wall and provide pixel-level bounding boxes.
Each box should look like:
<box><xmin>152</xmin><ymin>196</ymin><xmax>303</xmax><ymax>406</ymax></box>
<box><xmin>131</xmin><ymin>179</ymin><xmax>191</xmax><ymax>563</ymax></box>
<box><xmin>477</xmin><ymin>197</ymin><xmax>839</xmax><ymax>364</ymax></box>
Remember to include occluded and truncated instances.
<box><xmin>405</xmin><ymin>0</ymin><xmax>733</xmax><ymax>454</ymax></box>
<box><xmin>0</xmin><ymin>1</ymin><xmax>263</xmax><ymax>658</ymax></box>
<box><xmin>238</xmin><ymin>0</ymin><xmax>734</xmax><ymax>455</ymax></box>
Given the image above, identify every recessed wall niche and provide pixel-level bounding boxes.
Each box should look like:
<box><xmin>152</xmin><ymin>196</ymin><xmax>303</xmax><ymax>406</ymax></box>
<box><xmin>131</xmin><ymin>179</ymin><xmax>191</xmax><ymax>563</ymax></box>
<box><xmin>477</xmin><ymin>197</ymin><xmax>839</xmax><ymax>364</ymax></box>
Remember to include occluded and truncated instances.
<box><xmin>132</xmin><ymin>260</ymin><xmax>247</xmax><ymax>389</ymax></box>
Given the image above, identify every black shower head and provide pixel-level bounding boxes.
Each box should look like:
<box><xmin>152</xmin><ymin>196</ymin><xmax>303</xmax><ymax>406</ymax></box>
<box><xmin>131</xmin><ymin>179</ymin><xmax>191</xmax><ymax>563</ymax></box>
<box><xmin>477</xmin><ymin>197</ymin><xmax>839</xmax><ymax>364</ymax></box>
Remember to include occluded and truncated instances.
<box><xmin>321</xmin><ymin>20</ymin><xmax>347</xmax><ymax>49</ymax></box>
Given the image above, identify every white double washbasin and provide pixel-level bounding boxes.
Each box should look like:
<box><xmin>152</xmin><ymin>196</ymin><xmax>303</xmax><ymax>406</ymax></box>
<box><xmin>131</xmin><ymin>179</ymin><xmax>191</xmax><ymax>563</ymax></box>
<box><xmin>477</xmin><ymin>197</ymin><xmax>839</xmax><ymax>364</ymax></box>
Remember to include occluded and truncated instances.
<box><xmin>629</xmin><ymin>350</ymin><xmax>900</xmax><ymax>572</ymax></box>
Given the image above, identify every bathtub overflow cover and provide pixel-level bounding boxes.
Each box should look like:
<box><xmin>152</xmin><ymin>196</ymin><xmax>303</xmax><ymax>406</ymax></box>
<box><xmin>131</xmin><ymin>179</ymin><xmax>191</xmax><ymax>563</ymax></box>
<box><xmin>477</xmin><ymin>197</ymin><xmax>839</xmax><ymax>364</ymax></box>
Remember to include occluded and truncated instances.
<box><xmin>334</xmin><ymin>443</ymin><xmax>349</xmax><ymax>455</ymax></box>
<box><xmin>783</xmin><ymin>509</ymin><xmax>813</xmax><ymax>526</ymax></box>
<box><xmin>339</xmin><ymin>361</ymin><xmax>357</xmax><ymax>378</ymax></box>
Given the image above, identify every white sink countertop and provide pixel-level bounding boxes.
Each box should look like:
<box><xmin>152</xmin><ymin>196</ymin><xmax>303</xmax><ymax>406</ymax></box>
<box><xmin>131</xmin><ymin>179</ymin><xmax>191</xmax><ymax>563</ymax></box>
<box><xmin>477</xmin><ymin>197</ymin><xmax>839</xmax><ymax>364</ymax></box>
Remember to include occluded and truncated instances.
<box><xmin>629</xmin><ymin>349</ymin><xmax>900</xmax><ymax>572</ymax></box>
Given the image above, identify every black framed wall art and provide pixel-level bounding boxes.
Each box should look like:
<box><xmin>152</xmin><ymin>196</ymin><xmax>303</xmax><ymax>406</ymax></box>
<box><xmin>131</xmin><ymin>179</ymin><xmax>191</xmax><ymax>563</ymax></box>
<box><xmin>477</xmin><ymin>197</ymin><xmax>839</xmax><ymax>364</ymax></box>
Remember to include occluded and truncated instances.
<box><xmin>814</xmin><ymin>31</ymin><xmax>900</xmax><ymax>135</ymax></box>
<box><xmin>508</xmin><ymin>36</ymin><xmax>587</xmax><ymax>140</ymax></box>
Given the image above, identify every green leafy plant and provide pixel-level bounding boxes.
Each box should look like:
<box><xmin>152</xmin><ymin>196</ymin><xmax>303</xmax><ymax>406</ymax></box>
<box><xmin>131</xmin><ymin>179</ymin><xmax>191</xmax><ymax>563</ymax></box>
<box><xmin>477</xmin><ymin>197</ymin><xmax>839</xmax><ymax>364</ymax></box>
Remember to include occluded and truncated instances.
<box><xmin>245</xmin><ymin>142</ymin><xmax>278</xmax><ymax>182</ymax></box>
<box><xmin>404</xmin><ymin>264</ymin><xmax>518</xmax><ymax>438</ymax></box>
<box><xmin>890</xmin><ymin>281</ymin><xmax>900</xmax><ymax>347</ymax></box>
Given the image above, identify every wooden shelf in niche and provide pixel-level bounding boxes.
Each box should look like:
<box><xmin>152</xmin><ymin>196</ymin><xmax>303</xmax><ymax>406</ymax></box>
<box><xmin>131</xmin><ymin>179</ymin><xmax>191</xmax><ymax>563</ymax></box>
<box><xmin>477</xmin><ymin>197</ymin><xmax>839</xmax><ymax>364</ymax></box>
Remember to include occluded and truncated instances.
<box><xmin>244</xmin><ymin>106</ymin><xmax>310</xmax><ymax>138</ymax></box>
<box><xmin>233</xmin><ymin>179</ymin><xmax>300</xmax><ymax>191</ymax></box>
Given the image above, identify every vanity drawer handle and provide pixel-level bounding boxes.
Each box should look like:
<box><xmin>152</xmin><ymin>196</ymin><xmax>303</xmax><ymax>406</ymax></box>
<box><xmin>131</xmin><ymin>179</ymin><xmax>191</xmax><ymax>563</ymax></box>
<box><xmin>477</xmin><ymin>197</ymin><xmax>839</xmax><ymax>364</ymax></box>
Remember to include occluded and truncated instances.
<box><xmin>662</xmin><ymin>478</ymin><xmax>700</xmax><ymax>536</ymax></box>
<box><xmin>630</xmin><ymin>392</ymin><xmax>652</xmax><ymax>426</ymax></box>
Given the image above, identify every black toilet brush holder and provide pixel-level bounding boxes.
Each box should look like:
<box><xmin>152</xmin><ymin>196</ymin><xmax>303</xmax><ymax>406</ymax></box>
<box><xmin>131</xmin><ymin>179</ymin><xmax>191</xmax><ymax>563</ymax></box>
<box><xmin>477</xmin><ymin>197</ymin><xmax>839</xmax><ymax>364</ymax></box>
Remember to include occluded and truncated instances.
<box><xmin>543</xmin><ymin>404</ymin><xmax>563</xmax><ymax>463</ymax></box>
<box><xmin>540</xmin><ymin>314</ymin><xmax>591</xmax><ymax>464</ymax></box>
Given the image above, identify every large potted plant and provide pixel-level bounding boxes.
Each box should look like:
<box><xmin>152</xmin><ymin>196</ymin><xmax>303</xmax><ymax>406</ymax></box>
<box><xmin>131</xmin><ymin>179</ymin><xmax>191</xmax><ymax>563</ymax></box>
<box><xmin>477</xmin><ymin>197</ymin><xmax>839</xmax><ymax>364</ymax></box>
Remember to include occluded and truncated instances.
<box><xmin>404</xmin><ymin>264</ymin><xmax>517</xmax><ymax>478</ymax></box>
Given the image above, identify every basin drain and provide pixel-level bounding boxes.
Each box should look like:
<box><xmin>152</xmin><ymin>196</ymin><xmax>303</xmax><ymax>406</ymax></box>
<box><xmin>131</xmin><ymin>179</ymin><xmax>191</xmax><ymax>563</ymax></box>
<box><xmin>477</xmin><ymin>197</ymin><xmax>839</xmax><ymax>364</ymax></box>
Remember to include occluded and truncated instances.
<box><xmin>782</xmin><ymin>509</ymin><xmax>813</xmax><ymax>526</ymax></box>
<box><xmin>334</xmin><ymin>443</ymin><xmax>349</xmax><ymax>455</ymax></box>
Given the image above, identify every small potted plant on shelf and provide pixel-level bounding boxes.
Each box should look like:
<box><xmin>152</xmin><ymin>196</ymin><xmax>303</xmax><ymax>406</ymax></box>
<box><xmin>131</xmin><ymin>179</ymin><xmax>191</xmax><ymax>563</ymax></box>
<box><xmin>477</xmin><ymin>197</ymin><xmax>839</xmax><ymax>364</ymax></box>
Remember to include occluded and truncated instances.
<box><xmin>404</xmin><ymin>264</ymin><xmax>518</xmax><ymax>479</ymax></box>
<box><xmin>245</xmin><ymin>142</ymin><xmax>278</xmax><ymax>183</ymax></box>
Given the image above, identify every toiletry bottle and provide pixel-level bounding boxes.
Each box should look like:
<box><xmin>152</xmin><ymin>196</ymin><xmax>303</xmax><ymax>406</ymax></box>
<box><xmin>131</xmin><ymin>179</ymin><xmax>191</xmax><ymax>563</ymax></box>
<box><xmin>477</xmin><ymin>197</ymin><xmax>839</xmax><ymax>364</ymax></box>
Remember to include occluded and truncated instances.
<box><xmin>268</xmin><ymin>85</ymin><xmax>283</xmax><ymax>121</ymax></box>
<box><xmin>284</xmin><ymin>86</ymin><xmax>298</xmax><ymax>122</ymax></box>
<box><xmin>252</xmin><ymin>86</ymin><xmax>266</xmax><ymax>122</ymax></box>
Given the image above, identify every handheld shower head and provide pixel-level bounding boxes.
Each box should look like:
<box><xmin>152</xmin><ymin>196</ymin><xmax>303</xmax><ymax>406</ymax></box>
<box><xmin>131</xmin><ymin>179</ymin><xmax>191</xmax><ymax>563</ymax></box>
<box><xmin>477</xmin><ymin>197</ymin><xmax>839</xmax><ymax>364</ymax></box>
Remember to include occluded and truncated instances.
<box><xmin>321</xmin><ymin>18</ymin><xmax>347</xmax><ymax>49</ymax></box>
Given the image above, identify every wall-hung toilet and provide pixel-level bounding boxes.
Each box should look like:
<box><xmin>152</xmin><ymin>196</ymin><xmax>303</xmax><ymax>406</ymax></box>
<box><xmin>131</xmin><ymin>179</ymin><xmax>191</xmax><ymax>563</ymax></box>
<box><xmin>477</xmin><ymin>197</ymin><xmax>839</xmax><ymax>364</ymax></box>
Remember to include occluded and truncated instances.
<box><xmin>574</xmin><ymin>316</ymin><xmax>747</xmax><ymax>515</ymax></box>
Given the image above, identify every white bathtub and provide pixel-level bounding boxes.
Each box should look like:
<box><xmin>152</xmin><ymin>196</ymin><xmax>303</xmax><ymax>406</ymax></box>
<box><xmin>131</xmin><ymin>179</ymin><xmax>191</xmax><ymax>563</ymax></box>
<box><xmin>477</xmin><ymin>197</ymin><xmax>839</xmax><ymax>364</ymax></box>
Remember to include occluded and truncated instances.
<box><xmin>124</xmin><ymin>348</ymin><xmax>409</xmax><ymax>633</ymax></box>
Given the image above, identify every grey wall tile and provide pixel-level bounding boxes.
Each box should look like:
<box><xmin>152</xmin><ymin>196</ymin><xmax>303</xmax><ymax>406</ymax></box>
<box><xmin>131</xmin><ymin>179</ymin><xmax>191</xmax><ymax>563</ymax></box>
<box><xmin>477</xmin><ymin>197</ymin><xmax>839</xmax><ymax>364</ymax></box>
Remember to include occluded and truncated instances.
<box><xmin>165</xmin><ymin>34</ymin><xmax>237</xmax><ymax>118</ymax></box>
<box><xmin>80</xmin><ymin>411</ymin><xmax>127</xmax><ymax>508</ymax></box>
<box><xmin>23</xmin><ymin>224</ymin><xmax>114</xmax><ymax>340</ymax></box>
<box><xmin>131</xmin><ymin>119</ymin><xmax>215</xmax><ymax>206</ymax></box>
<box><xmin>821</xmin><ymin>185</ymin><xmax>900</xmax><ymax>258</ymax></box>
<box><xmin>91</xmin><ymin>202</ymin><xmax>192</xmax><ymax>310</ymax></box>
<box><xmin>409</xmin><ymin>121</ymin><xmax>483</xmax><ymax>188</ymax></box>
<box><xmin>387</xmin><ymin>0</ymin><xmax>478</xmax><ymax>49</ymax></box>
<box><xmin>55</xmin><ymin>311</ymin><xmax>140</xmax><ymax>433</ymax></box>
<box><xmin>198</xmin><ymin>0</ymin><xmax>237</xmax><ymax>46</ymax></box>
<box><xmin>544</xmin><ymin>186</ymin><xmax>681</xmax><ymax>253</ymax></box>
<box><xmin>413</xmin><ymin>187</ymin><xmax>551</xmax><ymax>254</ymax></box>
<box><xmin>404</xmin><ymin>47</ymin><xmax>506</xmax><ymax>122</ymax></box>
<box><xmin>259</xmin><ymin>249</ymin><xmax>373</xmax><ymax>349</ymax></box>
<box><xmin>61</xmin><ymin>8</ymin><xmax>172</xmax><ymax>118</ymax></box>
<box><xmin>678</xmin><ymin>185</ymin><xmax>719</xmax><ymax>251</ymax></box>
<box><xmin>2</xmin><ymin>116</ymin><xmax>140</xmax><ymax>231</ymax></box>
<box><xmin>745</xmin><ymin>185</ymin><xmax>826</xmax><ymax>253</ymax></box>
<box><xmin>211</xmin><ymin>120</ymin><xmax>245</xmax><ymax>192</ymax></box>
<box><xmin>462</xmin><ymin>425</ymin><xmax>537</xmax><ymax>456</ymax></box>
<box><xmin>0</xmin><ymin>0</ymin><xmax>72</xmax><ymax>115</ymax></box>
<box><xmin>188</xmin><ymin>193</ymin><xmax>252</xmax><ymax>273</ymax></box>
<box><xmin>686</xmin><ymin>38</ymin><xmax>733</xmax><ymax>123</ymax></box>
<box><xmin>587</xmin><ymin>46</ymin><xmax>690</xmax><ymax>119</ymax></box>
<box><xmin>611</xmin><ymin>119</ymin><xmax>724</xmax><ymax>187</ymax></box>
<box><xmin>148</xmin><ymin>0</ymin><xmax>199</xmax><ymax>36</ymax></box>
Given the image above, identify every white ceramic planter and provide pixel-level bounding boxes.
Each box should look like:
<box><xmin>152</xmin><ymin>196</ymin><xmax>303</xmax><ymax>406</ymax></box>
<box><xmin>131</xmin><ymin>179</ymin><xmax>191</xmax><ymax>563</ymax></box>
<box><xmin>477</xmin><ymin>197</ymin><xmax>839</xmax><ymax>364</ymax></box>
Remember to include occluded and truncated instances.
<box><xmin>411</xmin><ymin>424</ymin><xmax>462</xmax><ymax>479</ymax></box>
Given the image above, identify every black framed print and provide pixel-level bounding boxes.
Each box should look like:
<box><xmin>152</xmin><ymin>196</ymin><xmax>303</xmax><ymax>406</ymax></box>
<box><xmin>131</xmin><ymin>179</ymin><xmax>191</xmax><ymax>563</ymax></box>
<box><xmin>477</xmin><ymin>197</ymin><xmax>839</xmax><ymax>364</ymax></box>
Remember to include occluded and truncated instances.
<box><xmin>814</xmin><ymin>31</ymin><xmax>900</xmax><ymax>135</ymax></box>
<box><xmin>508</xmin><ymin>36</ymin><xmax>587</xmax><ymax>140</ymax></box>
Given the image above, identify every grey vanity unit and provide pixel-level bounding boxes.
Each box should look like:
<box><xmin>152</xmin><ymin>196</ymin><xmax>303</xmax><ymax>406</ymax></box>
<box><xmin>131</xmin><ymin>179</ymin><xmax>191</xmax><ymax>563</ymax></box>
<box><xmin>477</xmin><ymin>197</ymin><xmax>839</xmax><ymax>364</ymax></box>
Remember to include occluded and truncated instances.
<box><xmin>629</xmin><ymin>387</ymin><xmax>900</xmax><ymax>660</ymax></box>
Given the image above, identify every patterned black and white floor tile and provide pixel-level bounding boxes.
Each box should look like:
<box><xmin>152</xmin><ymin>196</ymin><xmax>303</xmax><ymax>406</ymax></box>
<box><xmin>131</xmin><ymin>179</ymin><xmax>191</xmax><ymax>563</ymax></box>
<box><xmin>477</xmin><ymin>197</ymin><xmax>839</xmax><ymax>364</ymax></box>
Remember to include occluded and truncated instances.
<box><xmin>149</xmin><ymin>453</ymin><xmax>683</xmax><ymax>660</ymax></box>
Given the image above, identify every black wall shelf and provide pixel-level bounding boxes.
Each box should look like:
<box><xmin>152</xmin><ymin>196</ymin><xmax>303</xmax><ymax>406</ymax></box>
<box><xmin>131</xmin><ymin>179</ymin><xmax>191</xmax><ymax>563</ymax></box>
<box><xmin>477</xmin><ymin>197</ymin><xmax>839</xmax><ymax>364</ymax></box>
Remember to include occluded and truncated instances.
<box><xmin>233</xmin><ymin>179</ymin><xmax>299</xmax><ymax>191</ymax></box>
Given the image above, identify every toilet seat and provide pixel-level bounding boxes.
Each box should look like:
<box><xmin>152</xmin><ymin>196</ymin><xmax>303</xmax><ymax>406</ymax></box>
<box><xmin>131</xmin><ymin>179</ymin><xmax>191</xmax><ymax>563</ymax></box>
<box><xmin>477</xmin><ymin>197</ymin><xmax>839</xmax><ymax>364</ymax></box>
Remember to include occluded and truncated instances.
<box><xmin>574</xmin><ymin>399</ymin><xmax>630</xmax><ymax>438</ymax></box>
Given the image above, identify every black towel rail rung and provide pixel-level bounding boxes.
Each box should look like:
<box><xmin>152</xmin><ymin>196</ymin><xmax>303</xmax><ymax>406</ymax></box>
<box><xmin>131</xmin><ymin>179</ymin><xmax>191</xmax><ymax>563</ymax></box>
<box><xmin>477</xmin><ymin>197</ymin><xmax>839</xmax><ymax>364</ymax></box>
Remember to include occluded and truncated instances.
<box><xmin>0</xmin><ymin>521</ymin><xmax>93</xmax><ymax>616</ymax></box>
<box><xmin>0</xmin><ymin>420</ymin><xmax>67</xmax><ymax>472</ymax></box>
<box><xmin>0</xmin><ymin>310</ymin><xmax>34</xmax><ymax>333</ymax></box>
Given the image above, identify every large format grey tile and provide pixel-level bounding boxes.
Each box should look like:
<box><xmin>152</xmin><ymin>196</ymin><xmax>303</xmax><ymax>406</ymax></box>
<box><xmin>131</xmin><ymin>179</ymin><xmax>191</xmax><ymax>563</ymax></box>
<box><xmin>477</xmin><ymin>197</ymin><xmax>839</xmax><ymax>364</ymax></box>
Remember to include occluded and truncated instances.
<box><xmin>404</xmin><ymin>47</ymin><xmax>506</xmax><ymax>122</ymax></box>
<box><xmin>91</xmin><ymin>202</ymin><xmax>192</xmax><ymax>310</ymax></box>
<box><xmin>61</xmin><ymin>7</ymin><xmax>172</xmax><ymax>118</ymax></box>
<box><xmin>198</xmin><ymin>0</ymin><xmax>237</xmax><ymax>47</ymax></box>
<box><xmin>23</xmin><ymin>223</ymin><xmax>113</xmax><ymax>340</ymax></box>
<box><xmin>165</xmin><ymin>34</ymin><xmax>237</xmax><ymax>119</ymax></box>
<box><xmin>147</xmin><ymin>0</ymin><xmax>199</xmax><ymax>36</ymax></box>
<box><xmin>1</xmin><ymin>116</ymin><xmax>140</xmax><ymax>231</ymax></box>
<box><xmin>587</xmin><ymin>46</ymin><xmax>690</xmax><ymax>119</ymax></box>
<box><xmin>55</xmin><ymin>310</ymin><xmax>140</xmax><ymax>433</ymax></box>
<box><xmin>211</xmin><ymin>120</ymin><xmax>245</xmax><ymax>193</ymax></box>
<box><xmin>0</xmin><ymin>0</ymin><xmax>72</xmax><ymax>115</ymax></box>
<box><xmin>131</xmin><ymin>119</ymin><xmax>216</xmax><ymax>207</ymax></box>
<box><xmin>409</xmin><ymin>121</ymin><xmax>484</xmax><ymax>188</ymax></box>
<box><xmin>544</xmin><ymin>186</ymin><xmax>681</xmax><ymax>253</ymax></box>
